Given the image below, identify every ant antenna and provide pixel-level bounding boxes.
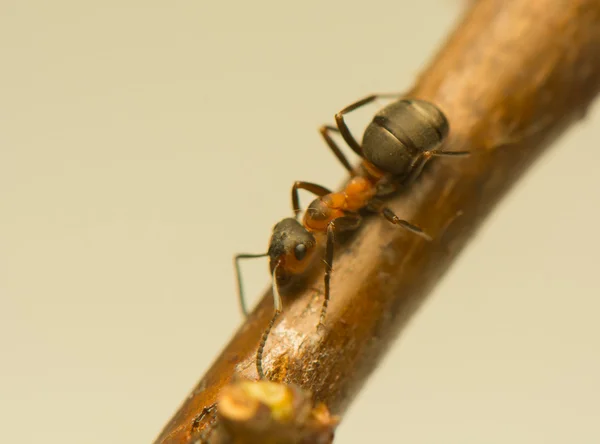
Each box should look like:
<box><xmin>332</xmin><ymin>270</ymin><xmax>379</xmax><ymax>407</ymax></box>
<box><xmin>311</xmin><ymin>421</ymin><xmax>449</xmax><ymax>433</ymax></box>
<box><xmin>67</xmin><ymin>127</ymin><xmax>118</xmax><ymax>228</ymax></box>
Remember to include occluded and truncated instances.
<box><xmin>234</xmin><ymin>253</ymin><xmax>268</xmax><ymax>317</ymax></box>
<box><xmin>257</xmin><ymin>261</ymin><xmax>283</xmax><ymax>379</ymax></box>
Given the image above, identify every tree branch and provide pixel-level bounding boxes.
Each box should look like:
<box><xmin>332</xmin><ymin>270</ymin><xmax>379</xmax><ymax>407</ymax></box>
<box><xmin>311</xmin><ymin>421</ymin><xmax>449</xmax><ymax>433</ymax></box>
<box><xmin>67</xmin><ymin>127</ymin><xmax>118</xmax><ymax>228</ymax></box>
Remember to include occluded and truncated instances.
<box><xmin>155</xmin><ymin>0</ymin><xmax>600</xmax><ymax>442</ymax></box>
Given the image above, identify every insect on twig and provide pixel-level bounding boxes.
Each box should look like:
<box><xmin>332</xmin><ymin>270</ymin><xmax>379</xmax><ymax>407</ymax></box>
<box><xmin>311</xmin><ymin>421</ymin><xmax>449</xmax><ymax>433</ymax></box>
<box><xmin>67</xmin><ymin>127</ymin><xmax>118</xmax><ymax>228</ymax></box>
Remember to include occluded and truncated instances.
<box><xmin>235</xmin><ymin>94</ymin><xmax>470</xmax><ymax>378</ymax></box>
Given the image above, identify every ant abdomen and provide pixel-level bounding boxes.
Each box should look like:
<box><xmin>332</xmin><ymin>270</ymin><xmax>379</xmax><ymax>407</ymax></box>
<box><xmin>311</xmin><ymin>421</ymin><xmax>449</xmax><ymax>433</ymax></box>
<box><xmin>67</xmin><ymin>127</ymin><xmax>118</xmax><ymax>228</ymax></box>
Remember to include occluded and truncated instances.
<box><xmin>362</xmin><ymin>99</ymin><xmax>450</xmax><ymax>175</ymax></box>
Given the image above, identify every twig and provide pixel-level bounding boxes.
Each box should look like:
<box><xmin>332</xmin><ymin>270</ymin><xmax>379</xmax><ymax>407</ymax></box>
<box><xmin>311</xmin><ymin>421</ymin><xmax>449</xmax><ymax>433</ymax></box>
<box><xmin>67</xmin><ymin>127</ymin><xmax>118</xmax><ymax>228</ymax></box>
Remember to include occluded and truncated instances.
<box><xmin>155</xmin><ymin>0</ymin><xmax>600</xmax><ymax>442</ymax></box>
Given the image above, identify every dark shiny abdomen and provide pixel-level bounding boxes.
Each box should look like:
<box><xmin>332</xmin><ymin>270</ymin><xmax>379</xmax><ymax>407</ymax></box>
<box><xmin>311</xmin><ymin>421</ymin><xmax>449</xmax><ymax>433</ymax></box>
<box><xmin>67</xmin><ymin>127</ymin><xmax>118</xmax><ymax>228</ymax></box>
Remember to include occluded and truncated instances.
<box><xmin>361</xmin><ymin>99</ymin><xmax>449</xmax><ymax>176</ymax></box>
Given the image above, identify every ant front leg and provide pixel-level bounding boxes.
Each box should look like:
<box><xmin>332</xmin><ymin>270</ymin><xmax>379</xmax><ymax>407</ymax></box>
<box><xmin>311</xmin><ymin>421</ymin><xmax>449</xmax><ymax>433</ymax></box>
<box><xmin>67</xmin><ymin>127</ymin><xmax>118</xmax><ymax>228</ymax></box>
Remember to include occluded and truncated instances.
<box><xmin>320</xmin><ymin>214</ymin><xmax>362</xmax><ymax>328</ymax></box>
<box><xmin>234</xmin><ymin>253</ymin><xmax>269</xmax><ymax>317</ymax></box>
<box><xmin>335</xmin><ymin>93</ymin><xmax>404</xmax><ymax>157</ymax></box>
<box><xmin>291</xmin><ymin>181</ymin><xmax>332</xmax><ymax>218</ymax></box>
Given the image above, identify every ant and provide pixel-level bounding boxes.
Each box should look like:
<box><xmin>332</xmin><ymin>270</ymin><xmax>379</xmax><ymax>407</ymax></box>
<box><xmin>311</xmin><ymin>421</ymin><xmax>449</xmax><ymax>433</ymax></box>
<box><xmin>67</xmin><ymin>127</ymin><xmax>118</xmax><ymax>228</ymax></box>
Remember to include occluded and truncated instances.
<box><xmin>235</xmin><ymin>94</ymin><xmax>469</xmax><ymax>379</ymax></box>
<box><xmin>191</xmin><ymin>403</ymin><xmax>218</xmax><ymax>443</ymax></box>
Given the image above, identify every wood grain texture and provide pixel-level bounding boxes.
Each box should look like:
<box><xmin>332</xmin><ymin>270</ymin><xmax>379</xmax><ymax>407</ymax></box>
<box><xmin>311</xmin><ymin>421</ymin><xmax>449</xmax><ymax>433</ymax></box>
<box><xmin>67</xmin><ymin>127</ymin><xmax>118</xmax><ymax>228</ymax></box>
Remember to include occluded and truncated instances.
<box><xmin>155</xmin><ymin>0</ymin><xmax>600</xmax><ymax>442</ymax></box>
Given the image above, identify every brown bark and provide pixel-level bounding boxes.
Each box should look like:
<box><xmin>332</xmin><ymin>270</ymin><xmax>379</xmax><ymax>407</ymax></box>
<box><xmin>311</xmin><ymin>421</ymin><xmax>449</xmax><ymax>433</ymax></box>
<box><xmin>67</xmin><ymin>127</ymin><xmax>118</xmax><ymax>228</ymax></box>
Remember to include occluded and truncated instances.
<box><xmin>155</xmin><ymin>0</ymin><xmax>600</xmax><ymax>442</ymax></box>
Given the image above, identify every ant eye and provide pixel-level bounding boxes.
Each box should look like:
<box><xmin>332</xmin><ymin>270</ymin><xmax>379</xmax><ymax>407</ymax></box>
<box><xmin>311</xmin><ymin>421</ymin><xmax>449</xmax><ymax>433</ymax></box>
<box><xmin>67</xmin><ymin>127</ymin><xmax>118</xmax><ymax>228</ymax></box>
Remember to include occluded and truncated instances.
<box><xmin>294</xmin><ymin>244</ymin><xmax>307</xmax><ymax>261</ymax></box>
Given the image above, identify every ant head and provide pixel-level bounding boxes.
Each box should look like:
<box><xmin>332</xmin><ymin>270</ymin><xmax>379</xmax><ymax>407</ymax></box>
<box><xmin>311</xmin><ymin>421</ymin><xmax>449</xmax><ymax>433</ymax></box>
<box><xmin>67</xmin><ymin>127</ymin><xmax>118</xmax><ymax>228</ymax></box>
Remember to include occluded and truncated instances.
<box><xmin>268</xmin><ymin>218</ymin><xmax>317</xmax><ymax>276</ymax></box>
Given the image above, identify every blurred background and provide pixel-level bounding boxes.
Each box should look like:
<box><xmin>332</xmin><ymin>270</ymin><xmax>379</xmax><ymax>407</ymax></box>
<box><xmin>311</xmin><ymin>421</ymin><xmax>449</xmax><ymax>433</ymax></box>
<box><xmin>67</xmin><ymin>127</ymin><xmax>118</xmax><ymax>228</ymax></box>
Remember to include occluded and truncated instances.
<box><xmin>1</xmin><ymin>1</ymin><xmax>599</xmax><ymax>443</ymax></box>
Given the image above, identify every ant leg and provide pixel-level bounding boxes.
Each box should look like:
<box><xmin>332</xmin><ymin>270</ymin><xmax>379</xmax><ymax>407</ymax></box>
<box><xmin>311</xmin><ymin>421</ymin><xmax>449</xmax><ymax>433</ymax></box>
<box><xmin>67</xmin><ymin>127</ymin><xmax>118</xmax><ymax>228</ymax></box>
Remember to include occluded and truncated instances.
<box><xmin>335</xmin><ymin>93</ymin><xmax>403</xmax><ymax>157</ymax></box>
<box><xmin>234</xmin><ymin>253</ymin><xmax>268</xmax><ymax>317</ymax></box>
<box><xmin>403</xmin><ymin>149</ymin><xmax>470</xmax><ymax>187</ymax></box>
<box><xmin>431</xmin><ymin>150</ymin><xmax>470</xmax><ymax>157</ymax></box>
<box><xmin>368</xmin><ymin>199</ymin><xmax>432</xmax><ymax>240</ymax></box>
<box><xmin>401</xmin><ymin>153</ymin><xmax>432</xmax><ymax>187</ymax></box>
<box><xmin>320</xmin><ymin>215</ymin><xmax>362</xmax><ymax>327</ymax></box>
<box><xmin>380</xmin><ymin>207</ymin><xmax>432</xmax><ymax>241</ymax></box>
<box><xmin>319</xmin><ymin>125</ymin><xmax>354</xmax><ymax>174</ymax></box>
<box><xmin>291</xmin><ymin>181</ymin><xmax>332</xmax><ymax>218</ymax></box>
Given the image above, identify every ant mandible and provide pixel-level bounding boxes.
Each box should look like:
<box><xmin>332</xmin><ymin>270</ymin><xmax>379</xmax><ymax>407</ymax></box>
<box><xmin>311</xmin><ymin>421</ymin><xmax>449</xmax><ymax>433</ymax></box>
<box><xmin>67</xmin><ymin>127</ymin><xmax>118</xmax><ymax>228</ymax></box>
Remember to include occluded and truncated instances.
<box><xmin>235</xmin><ymin>94</ymin><xmax>469</xmax><ymax>379</ymax></box>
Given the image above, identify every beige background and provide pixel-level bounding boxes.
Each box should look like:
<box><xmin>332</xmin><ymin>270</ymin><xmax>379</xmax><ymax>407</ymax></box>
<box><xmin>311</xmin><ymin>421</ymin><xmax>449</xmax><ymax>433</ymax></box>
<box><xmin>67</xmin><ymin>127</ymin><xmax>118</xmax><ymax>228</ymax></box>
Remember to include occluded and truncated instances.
<box><xmin>1</xmin><ymin>1</ymin><xmax>599</xmax><ymax>443</ymax></box>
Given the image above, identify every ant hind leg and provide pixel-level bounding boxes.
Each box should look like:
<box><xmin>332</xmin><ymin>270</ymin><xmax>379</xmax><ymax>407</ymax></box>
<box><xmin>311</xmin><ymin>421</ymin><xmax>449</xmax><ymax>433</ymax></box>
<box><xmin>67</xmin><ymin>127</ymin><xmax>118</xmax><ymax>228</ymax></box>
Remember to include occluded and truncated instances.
<box><xmin>380</xmin><ymin>207</ymin><xmax>432</xmax><ymax>241</ymax></box>
<box><xmin>368</xmin><ymin>199</ymin><xmax>432</xmax><ymax>241</ymax></box>
<box><xmin>430</xmin><ymin>149</ymin><xmax>471</xmax><ymax>158</ymax></box>
<box><xmin>319</xmin><ymin>125</ymin><xmax>354</xmax><ymax>174</ymax></box>
<box><xmin>335</xmin><ymin>93</ymin><xmax>404</xmax><ymax>157</ymax></box>
<box><xmin>402</xmin><ymin>148</ymin><xmax>470</xmax><ymax>188</ymax></box>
